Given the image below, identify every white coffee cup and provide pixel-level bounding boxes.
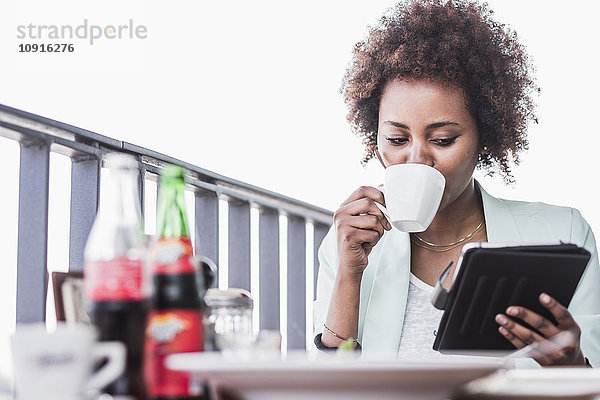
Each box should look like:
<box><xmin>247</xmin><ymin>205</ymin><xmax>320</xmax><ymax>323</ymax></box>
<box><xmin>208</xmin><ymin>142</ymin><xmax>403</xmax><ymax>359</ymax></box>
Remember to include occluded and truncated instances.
<box><xmin>375</xmin><ymin>163</ymin><xmax>446</xmax><ymax>232</ymax></box>
<box><xmin>12</xmin><ymin>322</ymin><xmax>126</xmax><ymax>400</ymax></box>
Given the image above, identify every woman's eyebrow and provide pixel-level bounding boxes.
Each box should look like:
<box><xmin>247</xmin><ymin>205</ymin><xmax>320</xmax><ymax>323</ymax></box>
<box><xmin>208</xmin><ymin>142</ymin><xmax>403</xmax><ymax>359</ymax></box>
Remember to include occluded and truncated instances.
<box><xmin>382</xmin><ymin>120</ymin><xmax>461</xmax><ymax>129</ymax></box>
<box><xmin>427</xmin><ymin>121</ymin><xmax>460</xmax><ymax>129</ymax></box>
<box><xmin>383</xmin><ymin>120</ymin><xmax>409</xmax><ymax>129</ymax></box>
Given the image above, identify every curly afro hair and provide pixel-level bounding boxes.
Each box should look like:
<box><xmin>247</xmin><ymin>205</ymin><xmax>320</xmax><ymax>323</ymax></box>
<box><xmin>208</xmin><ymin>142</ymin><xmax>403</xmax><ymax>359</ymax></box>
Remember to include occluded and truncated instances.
<box><xmin>341</xmin><ymin>0</ymin><xmax>539</xmax><ymax>182</ymax></box>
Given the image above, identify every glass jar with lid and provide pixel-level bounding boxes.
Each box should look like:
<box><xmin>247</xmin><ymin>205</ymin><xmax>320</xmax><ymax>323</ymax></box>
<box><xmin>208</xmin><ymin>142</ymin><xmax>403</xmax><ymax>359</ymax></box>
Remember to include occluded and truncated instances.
<box><xmin>203</xmin><ymin>288</ymin><xmax>253</xmax><ymax>351</ymax></box>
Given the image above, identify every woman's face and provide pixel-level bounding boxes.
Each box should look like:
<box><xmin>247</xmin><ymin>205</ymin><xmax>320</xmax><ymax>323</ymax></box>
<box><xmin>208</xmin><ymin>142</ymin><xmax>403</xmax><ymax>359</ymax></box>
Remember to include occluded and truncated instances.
<box><xmin>376</xmin><ymin>79</ymin><xmax>481</xmax><ymax>211</ymax></box>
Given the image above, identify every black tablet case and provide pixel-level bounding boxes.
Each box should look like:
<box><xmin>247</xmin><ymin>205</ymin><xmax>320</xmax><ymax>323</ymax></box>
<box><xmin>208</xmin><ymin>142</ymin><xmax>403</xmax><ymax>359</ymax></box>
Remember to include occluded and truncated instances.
<box><xmin>432</xmin><ymin>243</ymin><xmax>591</xmax><ymax>354</ymax></box>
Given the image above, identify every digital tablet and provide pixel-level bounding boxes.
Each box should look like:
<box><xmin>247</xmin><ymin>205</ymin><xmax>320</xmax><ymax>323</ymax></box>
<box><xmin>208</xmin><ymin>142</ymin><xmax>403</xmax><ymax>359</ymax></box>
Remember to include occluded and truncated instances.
<box><xmin>432</xmin><ymin>242</ymin><xmax>591</xmax><ymax>354</ymax></box>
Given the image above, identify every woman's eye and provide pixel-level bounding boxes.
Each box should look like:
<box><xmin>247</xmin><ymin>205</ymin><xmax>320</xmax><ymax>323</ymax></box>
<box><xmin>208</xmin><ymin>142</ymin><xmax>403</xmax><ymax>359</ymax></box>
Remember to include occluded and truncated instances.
<box><xmin>385</xmin><ymin>137</ymin><xmax>408</xmax><ymax>145</ymax></box>
<box><xmin>432</xmin><ymin>137</ymin><xmax>457</xmax><ymax>146</ymax></box>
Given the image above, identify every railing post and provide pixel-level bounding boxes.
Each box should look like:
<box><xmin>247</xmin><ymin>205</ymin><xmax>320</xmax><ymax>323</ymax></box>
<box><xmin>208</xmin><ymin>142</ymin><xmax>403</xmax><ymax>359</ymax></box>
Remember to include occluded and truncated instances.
<box><xmin>195</xmin><ymin>190</ymin><xmax>219</xmax><ymax>288</ymax></box>
<box><xmin>16</xmin><ymin>142</ymin><xmax>50</xmax><ymax>323</ymax></box>
<box><xmin>287</xmin><ymin>215</ymin><xmax>306</xmax><ymax>350</ymax></box>
<box><xmin>69</xmin><ymin>158</ymin><xmax>100</xmax><ymax>272</ymax></box>
<box><xmin>259</xmin><ymin>207</ymin><xmax>280</xmax><ymax>331</ymax></box>
<box><xmin>228</xmin><ymin>199</ymin><xmax>251</xmax><ymax>291</ymax></box>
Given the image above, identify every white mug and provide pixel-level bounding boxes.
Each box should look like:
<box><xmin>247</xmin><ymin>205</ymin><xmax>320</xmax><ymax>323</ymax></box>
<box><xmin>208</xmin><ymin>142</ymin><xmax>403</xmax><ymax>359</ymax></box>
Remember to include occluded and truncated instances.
<box><xmin>12</xmin><ymin>322</ymin><xmax>125</xmax><ymax>400</ymax></box>
<box><xmin>376</xmin><ymin>163</ymin><xmax>445</xmax><ymax>232</ymax></box>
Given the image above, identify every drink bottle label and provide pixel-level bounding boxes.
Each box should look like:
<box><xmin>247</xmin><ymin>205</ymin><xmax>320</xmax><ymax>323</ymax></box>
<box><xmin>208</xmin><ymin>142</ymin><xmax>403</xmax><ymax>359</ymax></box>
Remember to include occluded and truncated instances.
<box><xmin>85</xmin><ymin>258</ymin><xmax>145</xmax><ymax>301</ymax></box>
<box><xmin>145</xmin><ymin>310</ymin><xmax>204</xmax><ymax>397</ymax></box>
<box><xmin>153</xmin><ymin>237</ymin><xmax>196</xmax><ymax>274</ymax></box>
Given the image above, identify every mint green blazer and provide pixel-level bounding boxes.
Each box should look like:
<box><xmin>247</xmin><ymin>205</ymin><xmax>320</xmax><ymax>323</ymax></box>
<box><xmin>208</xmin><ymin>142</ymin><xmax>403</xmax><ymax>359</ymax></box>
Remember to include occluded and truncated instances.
<box><xmin>314</xmin><ymin>182</ymin><xmax>600</xmax><ymax>366</ymax></box>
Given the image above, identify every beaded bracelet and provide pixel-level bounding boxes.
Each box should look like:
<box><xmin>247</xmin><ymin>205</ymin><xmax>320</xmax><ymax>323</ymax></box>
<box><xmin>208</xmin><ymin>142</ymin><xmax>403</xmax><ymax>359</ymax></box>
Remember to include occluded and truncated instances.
<box><xmin>314</xmin><ymin>333</ymin><xmax>362</xmax><ymax>352</ymax></box>
<box><xmin>323</xmin><ymin>324</ymin><xmax>358</xmax><ymax>342</ymax></box>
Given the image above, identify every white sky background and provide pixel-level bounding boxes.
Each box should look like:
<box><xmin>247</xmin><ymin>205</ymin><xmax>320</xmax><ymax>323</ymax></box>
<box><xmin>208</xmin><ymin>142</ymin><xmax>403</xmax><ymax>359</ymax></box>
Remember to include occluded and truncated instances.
<box><xmin>1</xmin><ymin>0</ymin><xmax>599</xmax><ymax>382</ymax></box>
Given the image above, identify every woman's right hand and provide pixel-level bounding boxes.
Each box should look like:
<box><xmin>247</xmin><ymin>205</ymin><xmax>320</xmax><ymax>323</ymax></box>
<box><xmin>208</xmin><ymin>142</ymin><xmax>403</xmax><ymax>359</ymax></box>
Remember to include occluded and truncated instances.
<box><xmin>334</xmin><ymin>186</ymin><xmax>392</xmax><ymax>276</ymax></box>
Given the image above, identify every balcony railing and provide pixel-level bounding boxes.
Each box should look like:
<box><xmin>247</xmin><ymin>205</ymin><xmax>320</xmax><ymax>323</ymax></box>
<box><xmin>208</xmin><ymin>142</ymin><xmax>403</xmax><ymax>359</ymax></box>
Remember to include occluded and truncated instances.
<box><xmin>0</xmin><ymin>103</ymin><xmax>333</xmax><ymax>351</ymax></box>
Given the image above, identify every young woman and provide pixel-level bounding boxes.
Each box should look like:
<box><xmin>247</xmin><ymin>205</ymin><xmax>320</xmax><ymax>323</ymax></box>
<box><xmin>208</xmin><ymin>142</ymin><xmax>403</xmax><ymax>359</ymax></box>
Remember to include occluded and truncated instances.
<box><xmin>313</xmin><ymin>0</ymin><xmax>600</xmax><ymax>367</ymax></box>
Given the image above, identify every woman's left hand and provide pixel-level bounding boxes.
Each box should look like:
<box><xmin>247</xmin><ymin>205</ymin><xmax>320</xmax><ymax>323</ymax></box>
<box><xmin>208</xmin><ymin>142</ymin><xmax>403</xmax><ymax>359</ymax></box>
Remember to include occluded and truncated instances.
<box><xmin>495</xmin><ymin>293</ymin><xmax>586</xmax><ymax>366</ymax></box>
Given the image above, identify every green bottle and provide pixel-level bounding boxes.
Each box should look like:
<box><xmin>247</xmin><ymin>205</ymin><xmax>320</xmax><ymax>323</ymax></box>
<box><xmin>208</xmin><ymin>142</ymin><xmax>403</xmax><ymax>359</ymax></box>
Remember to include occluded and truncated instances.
<box><xmin>145</xmin><ymin>165</ymin><xmax>206</xmax><ymax>400</ymax></box>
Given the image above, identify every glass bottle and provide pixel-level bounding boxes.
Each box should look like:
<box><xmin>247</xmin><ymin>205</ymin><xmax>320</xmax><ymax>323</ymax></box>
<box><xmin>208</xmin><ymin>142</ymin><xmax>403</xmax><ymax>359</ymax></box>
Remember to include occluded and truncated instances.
<box><xmin>144</xmin><ymin>165</ymin><xmax>205</xmax><ymax>400</ymax></box>
<box><xmin>84</xmin><ymin>153</ymin><xmax>149</xmax><ymax>400</ymax></box>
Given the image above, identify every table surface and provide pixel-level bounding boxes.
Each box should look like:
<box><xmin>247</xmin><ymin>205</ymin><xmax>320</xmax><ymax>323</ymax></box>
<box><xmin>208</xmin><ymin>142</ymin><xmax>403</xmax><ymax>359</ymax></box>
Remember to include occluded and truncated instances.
<box><xmin>167</xmin><ymin>351</ymin><xmax>600</xmax><ymax>400</ymax></box>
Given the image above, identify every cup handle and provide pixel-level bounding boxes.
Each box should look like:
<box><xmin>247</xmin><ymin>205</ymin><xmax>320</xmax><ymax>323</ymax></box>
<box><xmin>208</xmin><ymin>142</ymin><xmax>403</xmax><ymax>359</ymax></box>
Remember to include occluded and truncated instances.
<box><xmin>373</xmin><ymin>186</ymin><xmax>391</xmax><ymax>221</ymax></box>
<box><xmin>374</xmin><ymin>201</ymin><xmax>391</xmax><ymax>222</ymax></box>
<box><xmin>86</xmin><ymin>341</ymin><xmax>126</xmax><ymax>391</ymax></box>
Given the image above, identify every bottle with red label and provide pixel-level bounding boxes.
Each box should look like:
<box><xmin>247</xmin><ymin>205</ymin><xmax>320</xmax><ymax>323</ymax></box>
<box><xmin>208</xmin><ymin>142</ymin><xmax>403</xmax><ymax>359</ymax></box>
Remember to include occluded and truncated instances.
<box><xmin>84</xmin><ymin>153</ymin><xmax>149</xmax><ymax>400</ymax></box>
<box><xmin>145</xmin><ymin>165</ymin><xmax>206</xmax><ymax>400</ymax></box>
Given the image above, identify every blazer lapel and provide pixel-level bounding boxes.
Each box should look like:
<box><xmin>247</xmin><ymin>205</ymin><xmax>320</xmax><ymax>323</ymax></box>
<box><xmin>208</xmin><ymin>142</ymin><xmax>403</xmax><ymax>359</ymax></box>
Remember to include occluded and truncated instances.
<box><xmin>360</xmin><ymin>228</ymin><xmax>411</xmax><ymax>356</ymax></box>
<box><xmin>477</xmin><ymin>181</ymin><xmax>523</xmax><ymax>243</ymax></box>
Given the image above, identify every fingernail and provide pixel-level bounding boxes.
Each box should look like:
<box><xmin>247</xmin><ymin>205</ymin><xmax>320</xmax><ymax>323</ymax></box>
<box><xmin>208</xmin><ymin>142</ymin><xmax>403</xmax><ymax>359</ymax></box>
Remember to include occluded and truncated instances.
<box><xmin>507</xmin><ymin>307</ymin><xmax>518</xmax><ymax>316</ymax></box>
<box><xmin>499</xmin><ymin>326</ymin><xmax>508</xmax><ymax>336</ymax></box>
<box><xmin>496</xmin><ymin>314</ymin><xmax>508</xmax><ymax>325</ymax></box>
<box><xmin>541</xmin><ymin>293</ymin><xmax>551</xmax><ymax>304</ymax></box>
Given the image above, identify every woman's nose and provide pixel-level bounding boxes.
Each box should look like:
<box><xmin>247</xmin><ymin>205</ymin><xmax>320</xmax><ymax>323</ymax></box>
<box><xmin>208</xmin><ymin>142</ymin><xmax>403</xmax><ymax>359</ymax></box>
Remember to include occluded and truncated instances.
<box><xmin>406</xmin><ymin>142</ymin><xmax>434</xmax><ymax>166</ymax></box>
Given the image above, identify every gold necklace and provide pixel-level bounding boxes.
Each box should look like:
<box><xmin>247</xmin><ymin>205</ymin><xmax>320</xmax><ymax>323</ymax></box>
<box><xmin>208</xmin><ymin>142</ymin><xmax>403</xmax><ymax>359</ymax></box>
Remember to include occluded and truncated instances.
<box><xmin>410</xmin><ymin>219</ymin><xmax>486</xmax><ymax>252</ymax></box>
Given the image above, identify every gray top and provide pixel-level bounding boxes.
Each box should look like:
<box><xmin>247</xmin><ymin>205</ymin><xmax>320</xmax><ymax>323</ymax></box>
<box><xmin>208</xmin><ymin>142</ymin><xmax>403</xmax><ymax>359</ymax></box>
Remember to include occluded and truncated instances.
<box><xmin>397</xmin><ymin>274</ymin><xmax>445</xmax><ymax>358</ymax></box>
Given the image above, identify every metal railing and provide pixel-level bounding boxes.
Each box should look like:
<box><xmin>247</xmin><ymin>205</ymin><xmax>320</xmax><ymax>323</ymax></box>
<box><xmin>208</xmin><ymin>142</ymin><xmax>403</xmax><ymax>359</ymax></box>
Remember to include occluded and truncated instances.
<box><xmin>0</xmin><ymin>104</ymin><xmax>333</xmax><ymax>350</ymax></box>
